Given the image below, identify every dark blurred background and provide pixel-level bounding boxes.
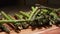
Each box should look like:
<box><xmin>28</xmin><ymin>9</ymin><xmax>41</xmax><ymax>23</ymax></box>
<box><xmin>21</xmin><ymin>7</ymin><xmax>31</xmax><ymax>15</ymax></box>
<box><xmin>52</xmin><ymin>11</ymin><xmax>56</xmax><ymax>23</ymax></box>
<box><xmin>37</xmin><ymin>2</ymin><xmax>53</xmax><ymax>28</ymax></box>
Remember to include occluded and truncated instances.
<box><xmin>0</xmin><ymin>0</ymin><xmax>38</xmax><ymax>8</ymax></box>
<box><xmin>0</xmin><ymin>0</ymin><xmax>16</xmax><ymax>6</ymax></box>
<box><xmin>0</xmin><ymin>0</ymin><xmax>60</xmax><ymax>12</ymax></box>
<box><xmin>0</xmin><ymin>0</ymin><xmax>60</xmax><ymax>8</ymax></box>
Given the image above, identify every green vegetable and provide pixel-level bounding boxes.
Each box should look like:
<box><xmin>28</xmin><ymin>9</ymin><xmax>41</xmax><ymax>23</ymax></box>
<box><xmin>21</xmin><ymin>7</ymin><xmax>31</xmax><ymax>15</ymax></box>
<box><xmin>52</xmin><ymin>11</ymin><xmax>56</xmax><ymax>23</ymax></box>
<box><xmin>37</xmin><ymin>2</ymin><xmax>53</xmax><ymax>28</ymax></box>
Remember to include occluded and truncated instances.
<box><xmin>19</xmin><ymin>11</ymin><xmax>29</xmax><ymax>18</ymax></box>
<box><xmin>29</xmin><ymin>7</ymin><xmax>38</xmax><ymax>20</ymax></box>
<box><xmin>0</xmin><ymin>6</ymin><xmax>60</xmax><ymax>34</ymax></box>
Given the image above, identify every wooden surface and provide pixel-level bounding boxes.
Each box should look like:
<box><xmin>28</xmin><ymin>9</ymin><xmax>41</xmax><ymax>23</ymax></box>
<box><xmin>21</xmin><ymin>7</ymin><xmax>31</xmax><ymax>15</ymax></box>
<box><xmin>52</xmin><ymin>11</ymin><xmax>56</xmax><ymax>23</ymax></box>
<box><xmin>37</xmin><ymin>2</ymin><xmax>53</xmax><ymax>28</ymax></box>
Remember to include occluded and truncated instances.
<box><xmin>0</xmin><ymin>25</ymin><xmax>60</xmax><ymax>34</ymax></box>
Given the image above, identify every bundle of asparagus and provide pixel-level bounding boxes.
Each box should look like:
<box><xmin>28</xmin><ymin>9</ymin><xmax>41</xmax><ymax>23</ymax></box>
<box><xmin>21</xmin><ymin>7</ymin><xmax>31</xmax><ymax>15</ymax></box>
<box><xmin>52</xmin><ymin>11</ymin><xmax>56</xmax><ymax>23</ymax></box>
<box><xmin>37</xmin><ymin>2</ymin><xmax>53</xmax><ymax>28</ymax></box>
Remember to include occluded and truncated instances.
<box><xmin>0</xmin><ymin>6</ymin><xmax>60</xmax><ymax>34</ymax></box>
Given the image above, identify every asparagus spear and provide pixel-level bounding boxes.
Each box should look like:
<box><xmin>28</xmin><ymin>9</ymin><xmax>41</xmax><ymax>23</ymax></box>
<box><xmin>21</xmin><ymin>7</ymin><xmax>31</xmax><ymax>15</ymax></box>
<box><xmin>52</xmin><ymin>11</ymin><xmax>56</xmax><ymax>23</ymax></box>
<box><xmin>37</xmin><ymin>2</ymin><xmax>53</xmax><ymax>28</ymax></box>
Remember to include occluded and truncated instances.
<box><xmin>28</xmin><ymin>7</ymin><xmax>38</xmax><ymax>20</ymax></box>
<box><xmin>15</xmin><ymin>14</ymin><xmax>29</xmax><ymax>29</ymax></box>
<box><xmin>1</xmin><ymin>11</ymin><xmax>11</xmax><ymax>20</ymax></box>
<box><xmin>1</xmin><ymin>12</ymin><xmax>29</xmax><ymax>29</ymax></box>
<box><xmin>15</xmin><ymin>14</ymin><xmax>24</xmax><ymax>20</ymax></box>
<box><xmin>19</xmin><ymin>11</ymin><xmax>29</xmax><ymax>18</ymax></box>
<box><xmin>8</xmin><ymin>15</ymin><xmax>23</xmax><ymax>30</ymax></box>
<box><xmin>0</xmin><ymin>16</ymin><xmax>45</xmax><ymax>23</ymax></box>
<box><xmin>7</xmin><ymin>15</ymin><xmax>22</xmax><ymax>33</ymax></box>
<box><xmin>32</xmin><ymin>9</ymin><xmax>40</xmax><ymax>20</ymax></box>
<box><xmin>1</xmin><ymin>11</ymin><xmax>21</xmax><ymax>33</ymax></box>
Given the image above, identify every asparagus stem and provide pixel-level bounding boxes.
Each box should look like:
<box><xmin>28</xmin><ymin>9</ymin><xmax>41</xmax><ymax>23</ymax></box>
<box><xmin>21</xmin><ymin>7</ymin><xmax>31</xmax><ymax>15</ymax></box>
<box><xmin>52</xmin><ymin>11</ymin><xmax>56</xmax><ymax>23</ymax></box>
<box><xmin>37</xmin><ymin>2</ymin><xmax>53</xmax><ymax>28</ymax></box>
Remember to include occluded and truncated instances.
<box><xmin>15</xmin><ymin>13</ymin><xmax>29</xmax><ymax>29</ymax></box>
<box><xmin>15</xmin><ymin>14</ymin><xmax>24</xmax><ymax>20</ymax></box>
<box><xmin>7</xmin><ymin>15</ymin><xmax>23</xmax><ymax>32</ymax></box>
<box><xmin>31</xmin><ymin>6</ymin><xmax>35</xmax><ymax>11</ymax></box>
<box><xmin>32</xmin><ymin>9</ymin><xmax>40</xmax><ymax>20</ymax></box>
<box><xmin>19</xmin><ymin>11</ymin><xmax>29</xmax><ymax>18</ymax></box>
<box><xmin>0</xmin><ymin>16</ymin><xmax>44</xmax><ymax>23</ymax></box>
<box><xmin>1</xmin><ymin>11</ymin><xmax>11</xmax><ymax>20</ymax></box>
<box><xmin>0</xmin><ymin>20</ymin><xmax>28</xmax><ymax>23</ymax></box>
<box><xmin>1</xmin><ymin>11</ymin><xmax>22</xmax><ymax>32</ymax></box>
<box><xmin>29</xmin><ymin>7</ymin><xmax>38</xmax><ymax>20</ymax></box>
<box><xmin>0</xmin><ymin>10</ymin><xmax>44</xmax><ymax>23</ymax></box>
